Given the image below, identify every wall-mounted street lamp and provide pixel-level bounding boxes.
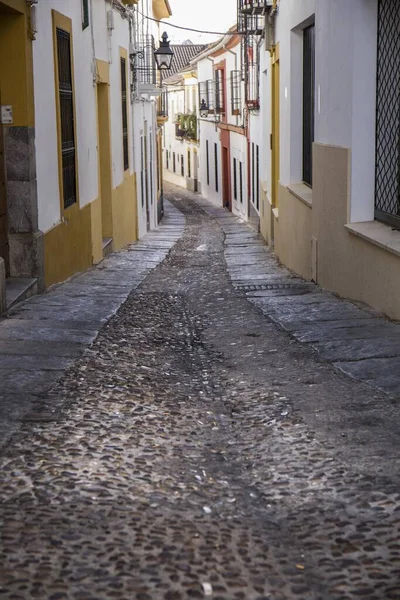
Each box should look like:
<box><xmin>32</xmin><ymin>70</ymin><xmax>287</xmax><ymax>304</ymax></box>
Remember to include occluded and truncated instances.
<box><xmin>154</xmin><ymin>32</ymin><xmax>174</xmax><ymax>71</ymax></box>
<box><xmin>200</xmin><ymin>99</ymin><xmax>209</xmax><ymax>118</ymax></box>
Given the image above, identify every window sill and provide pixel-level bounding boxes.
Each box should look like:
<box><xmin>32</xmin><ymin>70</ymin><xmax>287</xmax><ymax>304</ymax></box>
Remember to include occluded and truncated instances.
<box><xmin>287</xmin><ymin>183</ymin><xmax>313</xmax><ymax>208</ymax></box>
<box><xmin>345</xmin><ymin>220</ymin><xmax>400</xmax><ymax>259</ymax></box>
<box><xmin>272</xmin><ymin>207</ymin><xmax>279</xmax><ymax>221</ymax></box>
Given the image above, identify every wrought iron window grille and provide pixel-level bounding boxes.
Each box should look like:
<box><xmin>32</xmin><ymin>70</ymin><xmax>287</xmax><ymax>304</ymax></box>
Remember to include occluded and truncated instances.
<box><xmin>56</xmin><ymin>27</ymin><xmax>77</xmax><ymax>210</ymax></box>
<box><xmin>215</xmin><ymin>69</ymin><xmax>225</xmax><ymax>114</ymax></box>
<box><xmin>121</xmin><ymin>57</ymin><xmax>129</xmax><ymax>171</ymax></box>
<box><xmin>157</xmin><ymin>89</ymin><xmax>168</xmax><ymax>118</ymax></box>
<box><xmin>302</xmin><ymin>24</ymin><xmax>315</xmax><ymax>187</ymax></box>
<box><xmin>375</xmin><ymin>0</ymin><xmax>400</xmax><ymax>228</ymax></box>
<box><xmin>231</xmin><ymin>70</ymin><xmax>242</xmax><ymax>116</ymax></box>
<box><xmin>132</xmin><ymin>34</ymin><xmax>157</xmax><ymax>88</ymax></box>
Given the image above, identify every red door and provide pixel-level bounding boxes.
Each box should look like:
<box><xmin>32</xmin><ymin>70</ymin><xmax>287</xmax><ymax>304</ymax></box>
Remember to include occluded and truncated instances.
<box><xmin>221</xmin><ymin>129</ymin><xmax>231</xmax><ymax>212</ymax></box>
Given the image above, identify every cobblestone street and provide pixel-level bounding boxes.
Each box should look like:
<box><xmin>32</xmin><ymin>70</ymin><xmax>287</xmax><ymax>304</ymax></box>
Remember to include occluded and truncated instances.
<box><xmin>1</xmin><ymin>184</ymin><xmax>400</xmax><ymax>600</ymax></box>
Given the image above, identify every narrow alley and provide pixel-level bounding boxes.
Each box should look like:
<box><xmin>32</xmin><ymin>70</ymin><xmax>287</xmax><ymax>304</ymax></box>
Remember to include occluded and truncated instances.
<box><xmin>0</xmin><ymin>183</ymin><xmax>399</xmax><ymax>600</ymax></box>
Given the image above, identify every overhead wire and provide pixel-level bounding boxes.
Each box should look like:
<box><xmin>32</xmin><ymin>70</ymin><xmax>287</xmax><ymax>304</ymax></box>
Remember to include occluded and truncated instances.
<box><xmin>137</xmin><ymin>10</ymin><xmax>246</xmax><ymax>36</ymax></box>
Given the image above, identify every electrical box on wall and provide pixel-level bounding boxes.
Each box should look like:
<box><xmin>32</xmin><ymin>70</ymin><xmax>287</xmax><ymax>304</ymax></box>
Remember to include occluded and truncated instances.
<box><xmin>1</xmin><ymin>105</ymin><xmax>13</xmax><ymax>125</ymax></box>
<box><xmin>107</xmin><ymin>10</ymin><xmax>114</xmax><ymax>30</ymax></box>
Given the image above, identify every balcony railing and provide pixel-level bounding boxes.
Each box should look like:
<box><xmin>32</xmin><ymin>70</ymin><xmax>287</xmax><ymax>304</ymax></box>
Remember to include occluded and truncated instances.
<box><xmin>175</xmin><ymin>113</ymin><xmax>198</xmax><ymax>141</ymax></box>
<box><xmin>238</xmin><ymin>0</ymin><xmax>272</xmax><ymax>34</ymax></box>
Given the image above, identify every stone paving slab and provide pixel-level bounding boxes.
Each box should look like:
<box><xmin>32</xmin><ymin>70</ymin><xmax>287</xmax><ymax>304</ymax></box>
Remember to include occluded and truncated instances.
<box><xmin>0</xmin><ymin>200</ymin><xmax>185</xmax><ymax>446</ymax></box>
<box><xmin>194</xmin><ymin>196</ymin><xmax>400</xmax><ymax>398</ymax></box>
<box><xmin>335</xmin><ymin>357</ymin><xmax>400</xmax><ymax>394</ymax></box>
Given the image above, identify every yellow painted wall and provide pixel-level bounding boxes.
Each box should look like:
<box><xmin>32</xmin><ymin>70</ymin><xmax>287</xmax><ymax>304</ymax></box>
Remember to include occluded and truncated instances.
<box><xmin>0</xmin><ymin>4</ymin><xmax>34</xmax><ymax>126</ymax></box>
<box><xmin>44</xmin><ymin>202</ymin><xmax>93</xmax><ymax>287</ymax></box>
<box><xmin>312</xmin><ymin>143</ymin><xmax>400</xmax><ymax>320</ymax></box>
<box><xmin>90</xmin><ymin>196</ymin><xmax>103</xmax><ymax>265</ymax></box>
<box><xmin>111</xmin><ymin>172</ymin><xmax>138</xmax><ymax>251</ymax></box>
<box><xmin>274</xmin><ymin>184</ymin><xmax>312</xmax><ymax>281</ymax></box>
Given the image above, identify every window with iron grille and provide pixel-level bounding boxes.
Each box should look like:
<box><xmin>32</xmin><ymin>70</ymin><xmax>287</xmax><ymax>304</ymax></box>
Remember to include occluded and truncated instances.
<box><xmin>188</xmin><ymin>150</ymin><xmax>191</xmax><ymax>178</ymax></box>
<box><xmin>233</xmin><ymin>158</ymin><xmax>237</xmax><ymax>200</ymax></box>
<box><xmin>199</xmin><ymin>81</ymin><xmax>208</xmax><ymax>113</ymax></box>
<box><xmin>214</xmin><ymin>143</ymin><xmax>219</xmax><ymax>192</ymax></box>
<box><xmin>121</xmin><ymin>57</ymin><xmax>129</xmax><ymax>171</ymax></box>
<box><xmin>231</xmin><ymin>70</ymin><xmax>241</xmax><ymax>116</ymax></box>
<box><xmin>56</xmin><ymin>27</ymin><xmax>77</xmax><ymax>210</ymax></box>
<box><xmin>206</xmin><ymin>140</ymin><xmax>210</xmax><ymax>185</ymax></box>
<box><xmin>215</xmin><ymin>69</ymin><xmax>225</xmax><ymax>114</ymax></box>
<box><xmin>303</xmin><ymin>24</ymin><xmax>315</xmax><ymax>187</ymax></box>
<box><xmin>239</xmin><ymin>161</ymin><xmax>243</xmax><ymax>203</ymax></box>
<box><xmin>173</xmin><ymin>152</ymin><xmax>176</xmax><ymax>173</ymax></box>
<box><xmin>181</xmin><ymin>154</ymin><xmax>184</xmax><ymax>176</ymax></box>
<box><xmin>375</xmin><ymin>0</ymin><xmax>400</xmax><ymax>228</ymax></box>
<box><xmin>207</xmin><ymin>79</ymin><xmax>215</xmax><ymax>114</ymax></box>
<box><xmin>166</xmin><ymin>149</ymin><xmax>169</xmax><ymax>170</ymax></box>
<box><xmin>244</xmin><ymin>35</ymin><xmax>260</xmax><ymax>110</ymax></box>
<box><xmin>135</xmin><ymin>35</ymin><xmax>156</xmax><ymax>87</ymax></box>
<box><xmin>82</xmin><ymin>0</ymin><xmax>89</xmax><ymax>30</ymax></box>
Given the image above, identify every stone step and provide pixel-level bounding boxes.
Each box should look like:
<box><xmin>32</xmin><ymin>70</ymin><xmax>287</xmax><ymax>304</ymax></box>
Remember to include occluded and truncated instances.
<box><xmin>5</xmin><ymin>277</ymin><xmax>37</xmax><ymax>311</ymax></box>
<box><xmin>102</xmin><ymin>237</ymin><xmax>113</xmax><ymax>258</ymax></box>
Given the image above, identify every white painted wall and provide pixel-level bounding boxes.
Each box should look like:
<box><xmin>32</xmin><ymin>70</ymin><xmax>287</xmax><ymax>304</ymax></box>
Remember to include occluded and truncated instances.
<box><xmin>162</xmin><ymin>82</ymin><xmax>199</xmax><ymax>190</ymax></box>
<box><xmin>274</xmin><ymin>0</ymin><xmax>377</xmax><ymax>222</ymax></box>
<box><xmin>33</xmin><ymin>0</ymin><xmax>132</xmax><ymax>234</ymax></box>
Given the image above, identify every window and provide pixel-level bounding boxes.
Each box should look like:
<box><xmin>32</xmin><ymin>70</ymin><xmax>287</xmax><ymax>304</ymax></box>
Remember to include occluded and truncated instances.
<box><xmin>188</xmin><ymin>150</ymin><xmax>191</xmax><ymax>178</ymax></box>
<box><xmin>56</xmin><ymin>27</ymin><xmax>77</xmax><ymax>209</ymax></box>
<box><xmin>121</xmin><ymin>57</ymin><xmax>129</xmax><ymax>171</ymax></box>
<box><xmin>207</xmin><ymin>79</ymin><xmax>215</xmax><ymax>114</ymax></box>
<box><xmin>181</xmin><ymin>154</ymin><xmax>184</xmax><ymax>176</ymax></box>
<box><xmin>233</xmin><ymin>158</ymin><xmax>237</xmax><ymax>200</ymax></box>
<box><xmin>231</xmin><ymin>70</ymin><xmax>241</xmax><ymax>116</ymax></box>
<box><xmin>375</xmin><ymin>0</ymin><xmax>400</xmax><ymax>228</ymax></box>
<box><xmin>173</xmin><ymin>152</ymin><xmax>176</xmax><ymax>173</ymax></box>
<box><xmin>166</xmin><ymin>149</ymin><xmax>169</xmax><ymax>170</ymax></box>
<box><xmin>303</xmin><ymin>24</ymin><xmax>315</xmax><ymax>187</ymax></box>
<box><xmin>206</xmin><ymin>141</ymin><xmax>210</xmax><ymax>185</ymax></box>
<box><xmin>82</xmin><ymin>0</ymin><xmax>89</xmax><ymax>30</ymax></box>
<box><xmin>215</xmin><ymin>69</ymin><xmax>225</xmax><ymax>114</ymax></box>
<box><xmin>256</xmin><ymin>144</ymin><xmax>260</xmax><ymax>210</ymax></box>
<box><xmin>239</xmin><ymin>161</ymin><xmax>243</xmax><ymax>203</ymax></box>
<box><xmin>214</xmin><ymin>143</ymin><xmax>218</xmax><ymax>192</ymax></box>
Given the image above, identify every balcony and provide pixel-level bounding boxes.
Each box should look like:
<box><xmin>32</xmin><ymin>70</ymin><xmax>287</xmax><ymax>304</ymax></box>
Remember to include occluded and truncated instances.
<box><xmin>238</xmin><ymin>0</ymin><xmax>273</xmax><ymax>34</ymax></box>
<box><xmin>239</xmin><ymin>0</ymin><xmax>272</xmax><ymax>13</ymax></box>
<box><xmin>175</xmin><ymin>113</ymin><xmax>198</xmax><ymax>141</ymax></box>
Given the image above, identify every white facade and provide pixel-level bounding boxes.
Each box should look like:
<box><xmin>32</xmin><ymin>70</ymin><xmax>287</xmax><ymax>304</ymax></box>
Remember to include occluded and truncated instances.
<box><xmin>195</xmin><ymin>32</ymin><xmax>251</xmax><ymax>221</ymax></box>
<box><xmin>33</xmin><ymin>0</ymin><xmax>135</xmax><ymax>235</ymax></box>
<box><xmin>162</xmin><ymin>73</ymin><xmax>200</xmax><ymax>192</ymax></box>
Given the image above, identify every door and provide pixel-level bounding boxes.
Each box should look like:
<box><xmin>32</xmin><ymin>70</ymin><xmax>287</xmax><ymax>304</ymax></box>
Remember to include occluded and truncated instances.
<box><xmin>0</xmin><ymin>121</ymin><xmax>9</xmax><ymax>275</ymax></box>
<box><xmin>222</xmin><ymin>146</ymin><xmax>231</xmax><ymax>211</ymax></box>
<box><xmin>97</xmin><ymin>82</ymin><xmax>113</xmax><ymax>243</ymax></box>
<box><xmin>144</xmin><ymin>123</ymin><xmax>150</xmax><ymax>231</ymax></box>
<box><xmin>271</xmin><ymin>43</ymin><xmax>280</xmax><ymax>208</ymax></box>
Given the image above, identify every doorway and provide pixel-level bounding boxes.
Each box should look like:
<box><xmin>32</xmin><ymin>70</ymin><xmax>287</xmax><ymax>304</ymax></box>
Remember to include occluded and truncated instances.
<box><xmin>97</xmin><ymin>81</ymin><xmax>113</xmax><ymax>255</ymax></box>
<box><xmin>222</xmin><ymin>146</ymin><xmax>231</xmax><ymax>211</ymax></box>
<box><xmin>0</xmin><ymin>120</ymin><xmax>9</xmax><ymax>275</ymax></box>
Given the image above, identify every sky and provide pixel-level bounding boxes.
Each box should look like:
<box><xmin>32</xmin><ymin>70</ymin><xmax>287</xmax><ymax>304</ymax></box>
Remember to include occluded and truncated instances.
<box><xmin>161</xmin><ymin>0</ymin><xmax>237</xmax><ymax>45</ymax></box>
